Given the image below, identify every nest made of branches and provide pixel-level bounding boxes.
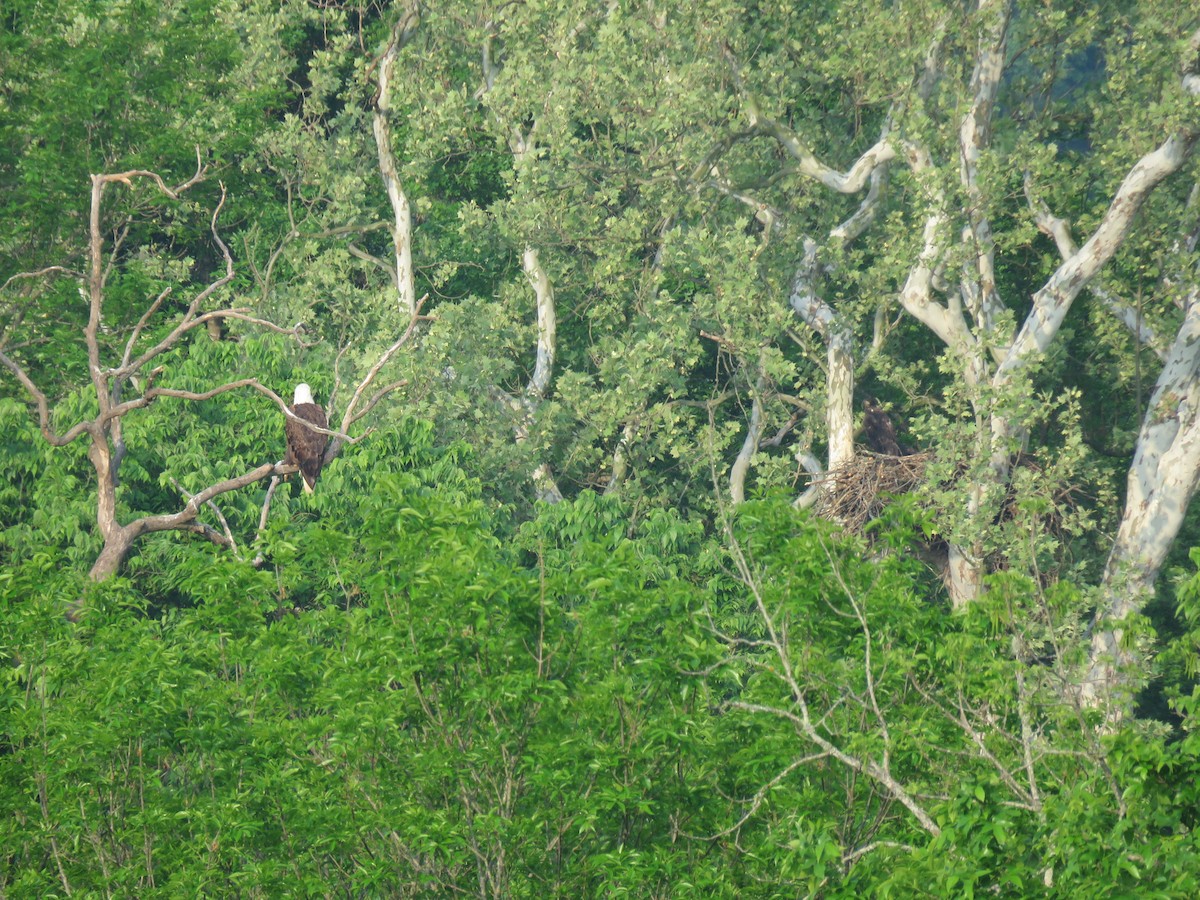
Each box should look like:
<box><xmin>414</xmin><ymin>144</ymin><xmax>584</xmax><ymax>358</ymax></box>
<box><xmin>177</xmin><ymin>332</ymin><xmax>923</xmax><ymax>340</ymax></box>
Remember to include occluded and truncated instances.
<box><xmin>812</xmin><ymin>449</ymin><xmax>1083</xmax><ymax>553</ymax></box>
<box><xmin>813</xmin><ymin>451</ymin><xmax>930</xmax><ymax>532</ymax></box>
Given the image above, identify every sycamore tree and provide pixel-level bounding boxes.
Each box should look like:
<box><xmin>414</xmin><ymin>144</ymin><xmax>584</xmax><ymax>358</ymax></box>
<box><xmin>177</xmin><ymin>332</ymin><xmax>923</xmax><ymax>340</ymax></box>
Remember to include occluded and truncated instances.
<box><xmin>597</xmin><ymin>0</ymin><xmax>1200</xmax><ymax>711</ymax></box>
<box><xmin>307</xmin><ymin>0</ymin><xmax>1200</xmax><ymax>708</ymax></box>
<box><xmin>7</xmin><ymin>0</ymin><xmax>1200</xmax><ymax>705</ymax></box>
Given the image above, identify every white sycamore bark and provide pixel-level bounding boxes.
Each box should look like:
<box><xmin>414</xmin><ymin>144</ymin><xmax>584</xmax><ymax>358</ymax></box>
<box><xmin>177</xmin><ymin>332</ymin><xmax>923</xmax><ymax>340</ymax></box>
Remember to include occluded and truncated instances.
<box><xmin>757</xmin><ymin>7</ymin><xmax>1197</xmax><ymax>621</ymax></box>
<box><xmin>718</xmin><ymin>7</ymin><xmax>1198</xmax><ymax>665</ymax></box>
<box><xmin>730</xmin><ymin>365</ymin><xmax>767</xmax><ymax>505</ymax></box>
<box><xmin>371</xmin><ymin>7</ymin><xmax>421</xmax><ymax>317</ymax></box>
<box><xmin>521</xmin><ymin>246</ymin><xmax>563</xmax><ymax>503</ymax></box>
<box><xmin>787</xmin><ymin>239</ymin><xmax>856</xmax><ymax>478</ymax></box>
<box><xmin>474</xmin><ymin>8</ymin><xmax>585</xmax><ymax>504</ymax></box>
<box><xmin>1082</xmin><ymin>294</ymin><xmax>1200</xmax><ymax>706</ymax></box>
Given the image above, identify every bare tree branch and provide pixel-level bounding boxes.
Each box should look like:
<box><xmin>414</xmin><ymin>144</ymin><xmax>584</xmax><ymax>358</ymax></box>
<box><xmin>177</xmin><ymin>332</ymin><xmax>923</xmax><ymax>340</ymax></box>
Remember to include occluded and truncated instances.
<box><xmin>1024</xmin><ymin>173</ymin><xmax>1167</xmax><ymax>359</ymax></box>
<box><xmin>730</xmin><ymin>367</ymin><xmax>767</xmax><ymax>504</ymax></box>
<box><xmin>169</xmin><ymin>477</ymin><xmax>240</xmax><ymax>559</ymax></box>
<box><xmin>0</xmin><ymin>348</ymin><xmax>94</xmax><ymax>446</ymax></box>
<box><xmin>721</xmin><ymin>41</ymin><xmax>897</xmax><ymax>195</ymax></box>
<box><xmin>957</xmin><ymin>0</ymin><xmax>1012</xmax><ymax>336</ymax></box>
<box><xmin>325</xmin><ymin>294</ymin><xmax>430</xmax><ymax>461</ymax></box>
<box><xmin>997</xmin><ymin>128</ymin><xmax>1199</xmax><ymax>384</ymax></box>
<box><xmin>0</xmin><ymin>266</ymin><xmax>82</xmax><ymax>294</ymax></box>
<box><xmin>718</xmin><ymin>507</ymin><xmax>941</xmax><ymax>837</ymax></box>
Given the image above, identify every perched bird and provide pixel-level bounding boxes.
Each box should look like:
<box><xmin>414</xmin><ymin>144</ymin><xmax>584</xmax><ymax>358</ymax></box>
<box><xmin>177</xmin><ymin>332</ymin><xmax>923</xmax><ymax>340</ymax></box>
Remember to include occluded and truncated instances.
<box><xmin>284</xmin><ymin>383</ymin><xmax>329</xmax><ymax>493</ymax></box>
<box><xmin>862</xmin><ymin>398</ymin><xmax>905</xmax><ymax>456</ymax></box>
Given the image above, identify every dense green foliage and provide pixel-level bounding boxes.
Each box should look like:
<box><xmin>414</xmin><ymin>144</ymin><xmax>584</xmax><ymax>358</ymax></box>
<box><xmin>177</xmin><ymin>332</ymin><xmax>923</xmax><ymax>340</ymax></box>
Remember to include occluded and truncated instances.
<box><xmin>6</xmin><ymin>443</ymin><xmax>1200</xmax><ymax>894</ymax></box>
<box><xmin>5</xmin><ymin>0</ymin><xmax>1200</xmax><ymax>894</ymax></box>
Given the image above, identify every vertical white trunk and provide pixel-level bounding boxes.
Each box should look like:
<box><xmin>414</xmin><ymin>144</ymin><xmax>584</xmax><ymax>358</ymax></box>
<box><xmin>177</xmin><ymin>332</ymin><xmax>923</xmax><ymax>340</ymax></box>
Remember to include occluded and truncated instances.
<box><xmin>957</xmin><ymin>0</ymin><xmax>1010</xmax><ymax>337</ymax></box>
<box><xmin>788</xmin><ymin>240</ymin><xmax>856</xmax><ymax>484</ymax></box>
<box><xmin>1082</xmin><ymin>300</ymin><xmax>1200</xmax><ymax>706</ymax></box>
<box><xmin>730</xmin><ymin>375</ymin><xmax>766</xmax><ymax>505</ymax></box>
<box><xmin>946</xmin><ymin>544</ymin><xmax>982</xmax><ymax>608</ymax></box>
<box><xmin>372</xmin><ymin>13</ymin><xmax>420</xmax><ymax>317</ymax></box>
<box><xmin>826</xmin><ymin>331</ymin><xmax>855</xmax><ymax>473</ymax></box>
<box><xmin>523</xmin><ymin>246</ymin><xmax>556</xmax><ymax>400</ymax></box>
<box><xmin>520</xmin><ymin>246</ymin><xmax>563</xmax><ymax>503</ymax></box>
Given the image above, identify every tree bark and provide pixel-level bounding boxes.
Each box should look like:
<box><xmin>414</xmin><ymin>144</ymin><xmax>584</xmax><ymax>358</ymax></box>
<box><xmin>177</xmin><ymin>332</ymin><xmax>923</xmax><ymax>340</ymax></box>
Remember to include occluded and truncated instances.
<box><xmin>372</xmin><ymin>7</ymin><xmax>421</xmax><ymax>317</ymax></box>
<box><xmin>521</xmin><ymin>246</ymin><xmax>563</xmax><ymax>503</ymax></box>
<box><xmin>730</xmin><ymin>371</ymin><xmax>766</xmax><ymax>504</ymax></box>
<box><xmin>1083</xmin><ymin>295</ymin><xmax>1200</xmax><ymax>706</ymax></box>
<box><xmin>788</xmin><ymin>240</ymin><xmax>856</xmax><ymax>479</ymax></box>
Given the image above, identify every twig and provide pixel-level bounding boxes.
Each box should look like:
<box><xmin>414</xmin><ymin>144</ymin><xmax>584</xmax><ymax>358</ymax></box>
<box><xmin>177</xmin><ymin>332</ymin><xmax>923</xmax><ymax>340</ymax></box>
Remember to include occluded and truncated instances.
<box><xmin>251</xmin><ymin>475</ymin><xmax>283</xmax><ymax>568</ymax></box>
<box><xmin>326</xmin><ymin>294</ymin><xmax>429</xmax><ymax>460</ymax></box>
<box><xmin>169</xmin><ymin>477</ymin><xmax>240</xmax><ymax>560</ymax></box>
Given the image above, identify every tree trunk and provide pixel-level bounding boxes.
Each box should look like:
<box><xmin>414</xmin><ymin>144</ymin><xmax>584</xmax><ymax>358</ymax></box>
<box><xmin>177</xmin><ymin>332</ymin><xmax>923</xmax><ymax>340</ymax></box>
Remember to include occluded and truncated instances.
<box><xmin>1082</xmin><ymin>299</ymin><xmax>1200</xmax><ymax>706</ymax></box>
<box><xmin>372</xmin><ymin>9</ymin><xmax>421</xmax><ymax>317</ymax></box>
<box><xmin>788</xmin><ymin>240</ymin><xmax>856</xmax><ymax>485</ymax></box>
<box><xmin>730</xmin><ymin>372</ymin><xmax>766</xmax><ymax>505</ymax></box>
<box><xmin>87</xmin><ymin>528</ymin><xmax>139</xmax><ymax>582</ymax></box>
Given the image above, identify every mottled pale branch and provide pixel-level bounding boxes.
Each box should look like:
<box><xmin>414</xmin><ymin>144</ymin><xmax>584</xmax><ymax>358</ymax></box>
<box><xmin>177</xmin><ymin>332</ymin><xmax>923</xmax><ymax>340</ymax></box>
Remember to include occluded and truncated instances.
<box><xmin>787</xmin><ymin>242</ymin><xmax>857</xmax><ymax>475</ymax></box>
<box><xmin>1082</xmin><ymin>299</ymin><xmax>1200</xmax><ymax>708</ymax></box>
<box><xmin>958</xmin><ymin>0</ymin><xmax>1012</xmax><ymax>334</ymax></box>
<box><xmin>897</xmin><ymin>146</ymin><xmax>976</xmax><ymax>355</ymax></box>
<box><xmin>765</xmin><ymin>123</ymin><xmax>897</xmax><ymax>194</ymax></box>
<box><xmin>372</xmin><ymin>4</ymin><xmax>422</xmax><ymax>315</ymax></box>
<box><xmin>830</xmin><ymin>162</ymin><xmax>889</xmax><ymax>244</ymax></box>
<box><xmin>998</xmin><ymin>34</ymin><xmax>1200</xmax><ymax>387</ymax></box>
<box><xmin>721</xmin><ymin>40</ymin><xmax>897</xmax><ymax>195</ymax></box>
<box><xmin>1024</xmin><ymin>174</ymin><xmax>1167</xmax><ymax>359</ymax></box>
<box><xmin>523</xmin><ymin>246</ymin><xmax>556</xmax><ymax>401</ymax></box>
<box><xmin>730</xmin><ymin>370</ymin><xmax>767</xmax><ymax>505</ymax></box>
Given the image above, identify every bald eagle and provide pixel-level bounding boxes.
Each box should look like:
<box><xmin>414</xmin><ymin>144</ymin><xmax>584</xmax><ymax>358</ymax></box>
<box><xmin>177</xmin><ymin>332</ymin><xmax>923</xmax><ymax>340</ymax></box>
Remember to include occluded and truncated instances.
<box><xmin>284</xmin><ymin>383</ymin><xmax>328</xmax><ymax>493</ymax></box>
<box><xmin>863</xmin><ymin>398</ymin><xmax>905</xmax><ymax>456</ymax></box>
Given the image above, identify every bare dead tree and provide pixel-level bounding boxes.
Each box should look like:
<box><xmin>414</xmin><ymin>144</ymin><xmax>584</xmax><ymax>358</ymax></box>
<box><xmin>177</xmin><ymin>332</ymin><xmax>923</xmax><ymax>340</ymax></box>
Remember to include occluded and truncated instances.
<box><xmin>0</xmin><ymin>167</ymin><xmax>418</xmax><ymax>614</ymax></box>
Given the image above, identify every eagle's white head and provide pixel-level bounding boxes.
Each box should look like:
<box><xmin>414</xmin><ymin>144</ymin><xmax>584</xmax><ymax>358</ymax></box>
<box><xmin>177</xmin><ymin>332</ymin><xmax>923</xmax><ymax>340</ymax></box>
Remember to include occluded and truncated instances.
<box><xmin>293</xmin><ymin>383</ymin><xmax>315</xmax><ymax>405</ymax></box>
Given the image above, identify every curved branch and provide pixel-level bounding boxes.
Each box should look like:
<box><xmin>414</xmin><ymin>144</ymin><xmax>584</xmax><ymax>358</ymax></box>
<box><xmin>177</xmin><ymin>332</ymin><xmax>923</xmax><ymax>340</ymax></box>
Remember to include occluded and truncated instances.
<box><xmin>1024</xmin><ymin>174</ymin><xmax>1167</xmax><ymax>360</ymax></box>
<box><xmin>0</xmin><ymin>266</ymin><xmax>82</xmax><ymax>294</ymax></box>
<box><xmin>135</xmin><ymin>461</ymin><xmax>291</xmax><ymax>536</ymax></box>
<box><xmin>0</xmin><ymin>348</ymin><xmax>93</xmax><ymax>446</ymax></box>
<box><xmin>999</xmin><ymin>33</ymin><xmax>1200</xmax><ymax>384</ymax></box>
<box><xmin>170</xmin><ymin>476</ymin><xmax>240</xmax><ymax>559</ymax></box>
<box><xmin>730</xmin><ymin>369</ymin><xmax>767</xmax><ymax>505</ymax></box>
<box><xmin>327</xmin><ymin>295</ymin><xmax>429</xmax><ymax>460</ymax></box>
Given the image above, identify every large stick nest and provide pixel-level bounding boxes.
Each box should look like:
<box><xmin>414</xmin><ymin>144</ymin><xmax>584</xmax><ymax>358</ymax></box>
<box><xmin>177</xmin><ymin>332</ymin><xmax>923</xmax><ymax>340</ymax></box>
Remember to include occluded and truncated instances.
<box><xmin>811</xmin><ymin>450</ymin><xmax>1079</xmax><ymax>549</ymax></box>
<box><xmin>812</xmin><ymin>451</ymin><xmax>930</xmax><ymax>532</ymax></box>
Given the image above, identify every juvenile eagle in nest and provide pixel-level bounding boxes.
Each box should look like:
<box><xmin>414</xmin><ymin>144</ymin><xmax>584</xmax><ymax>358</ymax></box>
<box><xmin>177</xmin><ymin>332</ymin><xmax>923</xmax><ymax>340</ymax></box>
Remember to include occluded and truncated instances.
<box><xmin>862</xmin><ymin>398</ymin><xmax>905</xmax><ymax>456</ymax></box>
<box><xmin>285</xmin><ymin>383</ymin><xmax>329</xmax><ymax>493</ymax></box>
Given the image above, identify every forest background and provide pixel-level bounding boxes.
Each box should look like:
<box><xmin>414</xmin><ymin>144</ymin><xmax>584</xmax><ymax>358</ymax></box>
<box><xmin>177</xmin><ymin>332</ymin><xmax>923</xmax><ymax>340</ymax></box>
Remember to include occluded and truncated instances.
<box><xmin>4</xmin><ymin>0</ymin><xmax>1200</xmax><ymax>895</ymax></box>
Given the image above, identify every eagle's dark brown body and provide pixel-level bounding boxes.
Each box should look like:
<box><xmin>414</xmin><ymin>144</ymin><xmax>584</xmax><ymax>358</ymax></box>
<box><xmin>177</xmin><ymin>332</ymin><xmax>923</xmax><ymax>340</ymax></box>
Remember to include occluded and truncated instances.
<box><xmin>285</xmin><ymin>389</ymin><xmax>328</xmax><ymax>493</ymax></box>
<box><xmin>863</xmin><ymin>399</ymin><xmax>905</xmax><ymax>456</ymax></box>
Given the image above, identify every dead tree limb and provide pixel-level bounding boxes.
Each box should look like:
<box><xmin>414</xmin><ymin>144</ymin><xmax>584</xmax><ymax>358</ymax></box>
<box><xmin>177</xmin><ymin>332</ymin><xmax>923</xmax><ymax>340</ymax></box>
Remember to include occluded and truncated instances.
<box><xmin>0</xmin><ymin>168</ymin><xmax>326</xmax><ymax>606</ymax></box>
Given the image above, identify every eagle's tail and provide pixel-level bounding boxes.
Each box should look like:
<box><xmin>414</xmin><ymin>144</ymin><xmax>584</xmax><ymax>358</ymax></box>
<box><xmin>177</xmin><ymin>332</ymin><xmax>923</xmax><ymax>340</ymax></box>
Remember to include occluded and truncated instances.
<box><xmin>302</xmin><ymin>479</ymin><xmax>315</xmax><ymax>495</ymax></box>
